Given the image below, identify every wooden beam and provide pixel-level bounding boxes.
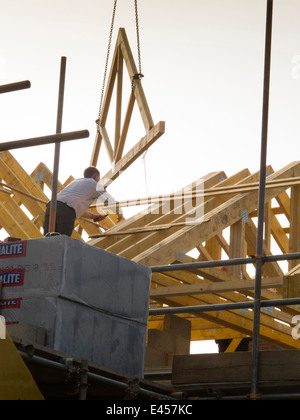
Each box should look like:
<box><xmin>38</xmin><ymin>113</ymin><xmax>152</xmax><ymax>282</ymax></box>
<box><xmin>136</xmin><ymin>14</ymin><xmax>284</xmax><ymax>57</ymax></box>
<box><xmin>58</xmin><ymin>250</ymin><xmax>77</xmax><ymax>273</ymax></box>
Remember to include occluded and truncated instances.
<box><xmin>0</xmin><ymin>182</ymin><xmax>47</xmax><ymax>205</ymax></box>
<box><xmin>91</xmin><ymin>173</ymin><xmax>227</xmax><ymax>259</ymax></box>
<box><xmin>289</xmin><ymin>185</ymin><xmax>300</xmax><ymax>270</ymax></box>
<box><xmin>100</xmin><ymin>126</ymin><xmax>114</xmax><ymax>164</ymax></box>
<box><xmin>115</xmin><ymin>92</ymin><xmax>135</xmax><ymax>163</ymax></box>
<box><xmin>90</xmin><ymin>131</ymin><xmax>103</xmax><ymax>168</ymax></box>
<box><xmin>172</xmin><ymin>350</ymin><xmax>300</xmax><ymax>385</ymax></box>
<box><xmin>264</xmin><ymin>202</ymin><xmax>272</xmax><ymax>250</ymax></box>
<box><xmin>225</xmin><ymin>338</ymin><xmax>243</xmax><ymax>353</ymax></box>
<box><xmin>152</xmin><ymin>268</ymin><xmax>296</xmax><ymax>326</ymax></box>
<box><xmin>103</xmin><ymin>121</ymin><xmax>165</xmax><ymax>184</ymax></box>
<box><xmin>245</xmin><ymin>218</ymin><xmax>284</xmax><ymax>278</ymax></box>
<box><xmin>98</xmin><ymin>38</ymin><xmax>119</xmax><ymax>127</ymax></box>
<box><xmin>150</xmin><ymin>277</ymin><xmax>283</xmax><ymax>299</ymax></box>
<box><xmin>31</xmin><ymin>162</ymin><xmax>64</xmax><ymax>192</ymax></box>
<box><xmin>0</xmin><ymin>202</ymin><xmax>31</xmax><ymax>239</ymax></box>
<box><xmin>104</xmin><ymin>170</ymin><xmax>253</xmax><ymax>260</ymax></box>
<box><xmin>271</xmin><ymin>209</ymin><xmax>289</xmax><ymax>254</ymax></box>
<box><xmin>127</xmin><ymin>169</ymin><xmax>262</xmax><ymax>266</ymax></box>
<box><xmin>0</xmin><ymin>191</ymin><xmax>43</xmax><ymax>239</ymax></box>
<box><xmin>191</xmin><ymin>327</ymin><xmax>247</xmax><ymax>341</ymax></box>
<box><xmin>276</xmin><ymin>190</ymin><xmax>290</xmax><ymax>220</ymax></box>
<box><xmin>118</xmin><ymin>28</ymin><xmax>154</xmax><ymax>131</ymax></box>
<box><xmin>205</xmin><ymin>237</ymin><xmax>222</xmax><ymax>261</ymax></box>
<box><xmin>102</xmin><ymin>172</ymin><xmax>230</xmax><ymax>257</ymax></box>
<box><xmin>90</xmin><ymin>35</ymin><xmax>119</xmax><ymax>167</ymax></box>
<box><xmin>151</xmin><ymin>268</ymin><xmax>298</xmax><ymax>348</ymax></box>
<box><xmin>92</xmin><ymin>176</ymin><xmax>300</xmax><ymax>210</ymax></box>
<box><xmin>133</xmin><ymin>161</ymin><xmax>300</xmax><ymax>267</ymax></box>
<box><xmin>114</xmin><ymin>45</ymin><xmax>123</xmax><ymax>157</ymax></box>
<box><xmin>284</xmin><ymin>264</ymin><xmax>300</xmax><ymax>299</ymax></box>
<box><xmin>89</xmin><ymin>171</ymin><xmax>226</xmax><ymax>250</ymax></box>
<box><xmin>0</xmin><ymin>152</ymin><xmax>47</xmax><ymax>227</ymax></box>
<box><xmin>229</xmin><ymin>219</ymin><xmax>246</xmax><ymax>277</ymax></box>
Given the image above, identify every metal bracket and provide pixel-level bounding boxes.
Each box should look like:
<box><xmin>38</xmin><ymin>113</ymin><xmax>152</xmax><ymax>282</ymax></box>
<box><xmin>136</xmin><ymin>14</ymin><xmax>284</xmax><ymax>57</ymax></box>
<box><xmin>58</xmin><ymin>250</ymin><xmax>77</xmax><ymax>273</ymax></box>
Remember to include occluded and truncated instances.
<box><xmin>251</xmin><ymin>254</ymin><xmax>267</xmax><ymax>264</ymax></box>
<box><xmin>124</xmin><ymin>378</ymin><xmax>140</xmax><ymax>400</ymax></box>
<box><xmin>248</xmin><ymin>393</ymin><xmax>262</xmax><ymax>400</ymax></box>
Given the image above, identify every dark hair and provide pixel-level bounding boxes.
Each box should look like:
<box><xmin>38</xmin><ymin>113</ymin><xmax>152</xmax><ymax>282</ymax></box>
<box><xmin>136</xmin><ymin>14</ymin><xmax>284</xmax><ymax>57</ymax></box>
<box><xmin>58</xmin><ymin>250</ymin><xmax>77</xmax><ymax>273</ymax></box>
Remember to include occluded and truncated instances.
<box><xmin>84</xmin><ymin>167</ymin><xmax>100</xmax><ymax>179</ymax></box>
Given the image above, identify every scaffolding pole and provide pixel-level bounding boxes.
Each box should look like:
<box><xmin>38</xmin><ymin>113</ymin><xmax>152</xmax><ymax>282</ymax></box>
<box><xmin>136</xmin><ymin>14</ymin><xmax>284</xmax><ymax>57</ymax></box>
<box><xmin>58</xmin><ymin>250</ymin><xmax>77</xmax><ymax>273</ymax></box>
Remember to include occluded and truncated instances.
<box><xmin>149</xmin><ymin>297</ymin><xmax>300</xmax><ymax>316</ymax></box>
<box><xmin>18</xmin><ymin>350</ymin><xmax>175</xmax><ymax>400</ymax></box>
<box><xmin>150</xmin><ymin>252</ymin><xmax>300</xmax><ymax>273</ymax></box>
<box><xmin>251</xmin><ymin>0</ymin><xmax>273</xmax><ymax>397</ymax></box>
<box><xmin>49</xmin><ymin>56</ymin><xmax>67</xmax><ymax>233</ymax></box>
<box><xmin>0</xmin><ymin>80</ymin><xmax>31</xmax><ymax>94</ymax></box>
<box><xmin>0</xmin><ymin>130</ymin><xmax>89</xmax><ymax>152</ymax></box>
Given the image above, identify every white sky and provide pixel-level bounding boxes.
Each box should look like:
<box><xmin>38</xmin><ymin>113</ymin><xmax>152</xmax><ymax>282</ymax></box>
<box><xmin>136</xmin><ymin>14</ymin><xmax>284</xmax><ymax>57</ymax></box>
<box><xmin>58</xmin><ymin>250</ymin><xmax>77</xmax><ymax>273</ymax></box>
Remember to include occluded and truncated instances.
<box><xmin>1</xmin><ymin>0</ymin><xmax>299</xmax><ymax>354</ymax></box>
<box><xmin>1</xmin><ymin>0</ymin><xmax>300</xmax><ymax>204</ymax></box>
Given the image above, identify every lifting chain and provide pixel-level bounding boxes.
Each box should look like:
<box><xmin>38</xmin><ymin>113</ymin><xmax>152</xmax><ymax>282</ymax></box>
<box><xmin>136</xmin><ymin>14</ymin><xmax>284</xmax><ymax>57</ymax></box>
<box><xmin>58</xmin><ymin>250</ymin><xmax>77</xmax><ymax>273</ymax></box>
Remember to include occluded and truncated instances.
<box><xmin>96</xmin><ymin>0</ymin><xmax>144</xmax><ymax>132</ymax></box>
<box><xmin>96</xmin><ymin>0</ymin><xmax>118</xmax><ymax>131</ymax></box>
<box><xmin>132</xmin><ymin>0</ymin><xmax>144</xmax><ymax>91</ymax></box>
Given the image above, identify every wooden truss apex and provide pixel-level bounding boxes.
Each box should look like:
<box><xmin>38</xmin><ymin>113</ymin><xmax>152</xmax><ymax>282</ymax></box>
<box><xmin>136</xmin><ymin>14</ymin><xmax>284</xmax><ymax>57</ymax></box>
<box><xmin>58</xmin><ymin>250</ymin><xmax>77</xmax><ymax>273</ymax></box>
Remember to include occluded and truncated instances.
<box><xmin>91</xmin><ymin>28</ymin><xmax>165</xmax><ymax>182</ymax></box>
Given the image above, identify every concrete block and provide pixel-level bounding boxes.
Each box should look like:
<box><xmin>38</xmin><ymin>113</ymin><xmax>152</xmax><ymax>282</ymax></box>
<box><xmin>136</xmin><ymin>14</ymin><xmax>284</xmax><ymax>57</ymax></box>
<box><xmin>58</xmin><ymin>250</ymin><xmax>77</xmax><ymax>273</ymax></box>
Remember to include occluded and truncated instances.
<box><xmin>0</xmin><ymin>236</ymin><xmax>151</xmax><ymax>377</ymax></box>
<box><xmin>2</xmin><ymin>296</ymin><xmax>146</xmax><ymax>377</ymax></box>
<box><xmin>0</xmin><ymin>236</ymin><xmax>151</xmax><ymax>324</ymax></box>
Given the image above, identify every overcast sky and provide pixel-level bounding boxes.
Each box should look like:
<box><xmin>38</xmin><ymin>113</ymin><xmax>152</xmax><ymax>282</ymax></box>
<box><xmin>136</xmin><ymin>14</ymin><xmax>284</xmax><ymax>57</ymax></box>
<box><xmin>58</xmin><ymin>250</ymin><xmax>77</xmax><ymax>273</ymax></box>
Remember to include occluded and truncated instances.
<box><xmin>1</xmin><ymin>0</ymin><xmax>300</xmax><ymax>204</ymax></box>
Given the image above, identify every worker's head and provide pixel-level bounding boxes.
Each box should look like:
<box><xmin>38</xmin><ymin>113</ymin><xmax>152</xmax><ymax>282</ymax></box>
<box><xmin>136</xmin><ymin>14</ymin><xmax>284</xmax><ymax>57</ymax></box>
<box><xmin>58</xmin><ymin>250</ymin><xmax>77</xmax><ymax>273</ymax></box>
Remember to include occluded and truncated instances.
<box><xmin>84</xmin><ymin>166</ymin><xmax>100</xmax><ymax>183</ymax></box>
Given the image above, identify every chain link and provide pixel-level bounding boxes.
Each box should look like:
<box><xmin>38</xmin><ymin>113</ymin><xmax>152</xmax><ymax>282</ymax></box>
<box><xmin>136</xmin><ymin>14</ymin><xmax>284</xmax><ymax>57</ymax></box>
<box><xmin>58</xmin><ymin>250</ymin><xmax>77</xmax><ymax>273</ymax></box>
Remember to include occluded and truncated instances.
<box><xmin>134</xmin><ymin>0</ymin><xmax>142</xmax><ymax>75</ymax></box>
<box><xmin>132</xmin><ymin>0</ymin><xmax>144</xmax><ymax>91</ymax></box>
<box><xmin>96</xmin><ymin>0</ymin><xmax>144</xmax><ymax>126</ymax></box>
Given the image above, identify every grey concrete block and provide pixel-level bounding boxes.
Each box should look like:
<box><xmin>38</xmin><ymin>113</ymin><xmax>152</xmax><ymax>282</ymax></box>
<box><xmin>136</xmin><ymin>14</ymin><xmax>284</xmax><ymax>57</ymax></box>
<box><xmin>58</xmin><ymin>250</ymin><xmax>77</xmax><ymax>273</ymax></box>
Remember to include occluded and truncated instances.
<box><xmin>0</xmin><ymin>236</ymin><xmax>151</xmax><ymax>377</ymax></box>
<box><xmin>0</xmin><ymin>236</ymin><xmax>151</xmax><ymax>324</ymax></box>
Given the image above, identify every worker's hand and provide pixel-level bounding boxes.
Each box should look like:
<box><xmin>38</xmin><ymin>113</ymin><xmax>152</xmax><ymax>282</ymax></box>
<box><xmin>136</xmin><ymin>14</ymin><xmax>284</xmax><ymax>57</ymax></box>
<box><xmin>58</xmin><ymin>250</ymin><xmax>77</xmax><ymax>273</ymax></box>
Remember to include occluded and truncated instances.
<box><xmin>93</xmin><ymin>214</ymin><xmax>108</xmax><ymax>222</ymax></box>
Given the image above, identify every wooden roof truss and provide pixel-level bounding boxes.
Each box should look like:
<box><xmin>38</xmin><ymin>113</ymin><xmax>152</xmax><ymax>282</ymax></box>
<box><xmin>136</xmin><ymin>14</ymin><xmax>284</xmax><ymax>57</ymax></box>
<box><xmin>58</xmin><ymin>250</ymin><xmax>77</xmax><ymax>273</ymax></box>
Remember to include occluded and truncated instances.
<box><xmin>91</xmin><ymin>28</ymin><xmax>165</xmax><ymax>184</ymax></box>
<box><xmin>0</xmin><ymin>154</ymin><xmax>300</xmax><ymax>350</ymax></box>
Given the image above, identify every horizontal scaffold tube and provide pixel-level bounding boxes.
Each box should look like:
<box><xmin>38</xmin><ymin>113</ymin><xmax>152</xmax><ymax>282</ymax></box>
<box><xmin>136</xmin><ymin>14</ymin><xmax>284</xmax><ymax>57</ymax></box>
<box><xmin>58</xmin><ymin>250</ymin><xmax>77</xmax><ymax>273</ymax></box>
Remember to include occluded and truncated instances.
<box><xmin>0</xmin><ymin>80</ymin><xmax>31</xmax><ymax>94</ymax></box>
<box><xmin>150</xmin><ymin>252</ymin><xmax>300</xmax><ymax>273</ymax></box>
<box><xmin>18</xmin><ymin>350</ymin><xmax>174</xmax><ymax>400</ymax></box>
<box><xmin>0</xmin><ymin>130</ymin><xmax>90</xmax><ymax>152</ymax></box>
<box><xmin>149</xmin><ymin>297</ymin><xmax>300</xmax><ymax>316</ymax></box>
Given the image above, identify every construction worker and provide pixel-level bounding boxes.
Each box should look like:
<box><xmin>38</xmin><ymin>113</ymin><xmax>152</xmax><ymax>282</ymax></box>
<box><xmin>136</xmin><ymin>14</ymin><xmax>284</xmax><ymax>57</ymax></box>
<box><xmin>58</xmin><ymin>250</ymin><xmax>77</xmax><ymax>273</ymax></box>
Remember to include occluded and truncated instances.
<box><xmin>43</xmin><ymin>166</ymin><xmax>122</xmax><ymax>237</ymax></box>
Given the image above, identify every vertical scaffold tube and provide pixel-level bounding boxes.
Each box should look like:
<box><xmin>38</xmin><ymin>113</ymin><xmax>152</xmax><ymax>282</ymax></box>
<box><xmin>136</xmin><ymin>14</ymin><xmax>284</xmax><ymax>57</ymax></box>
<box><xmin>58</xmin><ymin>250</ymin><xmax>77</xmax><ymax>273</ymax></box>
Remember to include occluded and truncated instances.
<box><xmin>251</xmin><ymin>0</ymin><xmax>273</xmax><ymax>397</ymax></box>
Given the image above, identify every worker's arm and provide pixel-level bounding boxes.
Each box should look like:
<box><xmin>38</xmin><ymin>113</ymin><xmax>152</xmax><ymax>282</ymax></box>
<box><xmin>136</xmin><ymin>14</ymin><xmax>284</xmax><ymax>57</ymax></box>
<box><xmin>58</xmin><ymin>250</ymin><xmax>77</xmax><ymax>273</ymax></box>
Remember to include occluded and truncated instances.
<box><xmin>81</xmin><ymin>212</ymin><xmax>108</xmax><ymax>222</ymax></box>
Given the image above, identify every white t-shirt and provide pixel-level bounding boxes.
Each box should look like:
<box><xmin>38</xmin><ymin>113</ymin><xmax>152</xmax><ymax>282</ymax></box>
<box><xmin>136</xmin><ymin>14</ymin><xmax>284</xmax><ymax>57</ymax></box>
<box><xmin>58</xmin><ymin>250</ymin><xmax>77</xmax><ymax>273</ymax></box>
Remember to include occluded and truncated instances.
<box><xmin>57</xmin><ymin>178</ymin><xmax>117</xmax><ymax>219</ymax></box>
